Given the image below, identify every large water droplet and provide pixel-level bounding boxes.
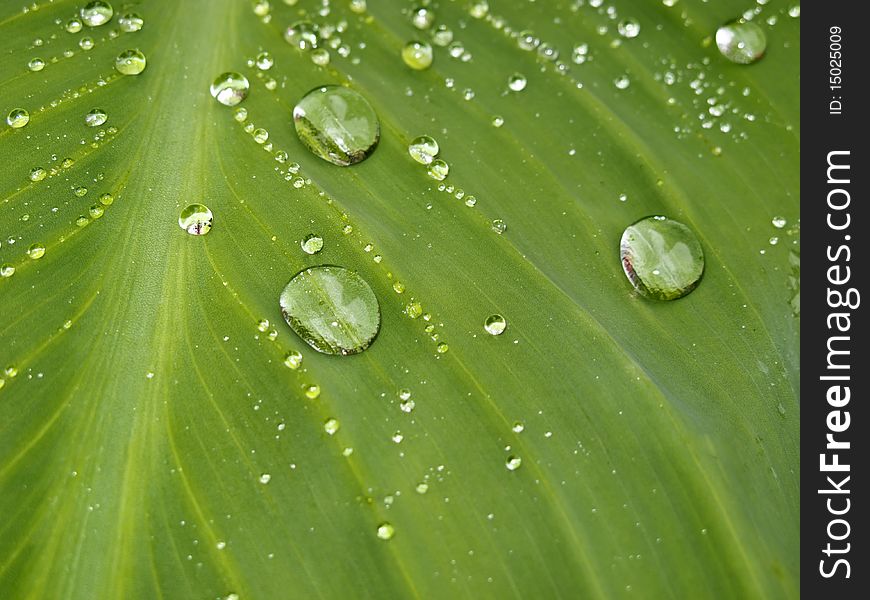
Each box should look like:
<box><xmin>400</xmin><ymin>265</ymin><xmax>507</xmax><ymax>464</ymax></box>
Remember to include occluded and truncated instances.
<box><xmin>716</xmin><ymin>20</ymin><xmax>766</xmax><ymax>64</ymax></box>
<box><xmin>85</xmin><ymin>108</ymin><xmax>107</xmax><ymax>127</ymax></box>
<box><xmin>408</xmin><ymin>135</ymin><xmax>439</xmax><ymax>165</ymax></box>
<box><xmin>178</xmin><ymin>204</ymin><xmax>213</xmax><ymax>235</ymax></box>
<box><xmin>81</xmin><ymin>1</ymin><xmax>113</xmax><ymax>27</ymax></box>
<box><xmin>293</xmin><ymin>86</ymin><xmax>380</xmax><ymax>166</ymax></box>
<box><xmin>210</xmin><ymin>72</ymin><xmax>249</xmax><ymax>106</ymax></box>
<box><xmin>402</xmin><ymin>41</ymin><xmax>433</xmax><ymax>70</ymax></box>
<box><xmin>620</xmin><ymin>216</ymin><xmax>704</xmax><ymax>300</ymax></box>
<box><xmin>279</xmin><ymin>265</ymin><xmax>380</xmax><ymax>355</ymax></box>
<box><xmin>6</xmin><ymin>109</ymin><xmax>30</xmax><ymax>129</ymax></box>
<box><xmin>284</xmin><ymin>21</ymin><xmax>319</xmax><ymax>49</ymax></box>
<box><xmin>115</xmin><ymin>49</ymin><xmax>146</xmax><ymax>75</ymax></box>
<box><xmin>484</xmin><ymin>314</ymin><xmax>506</xmax><ymax>336</ymax></box>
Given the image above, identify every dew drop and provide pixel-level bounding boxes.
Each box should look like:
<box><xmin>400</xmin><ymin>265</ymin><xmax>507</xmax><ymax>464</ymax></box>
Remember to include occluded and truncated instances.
<box><xmin>279</xmin><ymin>265</ymin><xmax>380</xmax><ymax>355</ymax></box>
<box><xmin>301</xmin><ymin>233</ymin><xmax>324</xmax><ymax>254</ymax></box>
<box><xmin>507</xmin><ymin>73</ymin><xmax>527</xmax><ymax>92</ymax></box>
<box><xmin>505</xmin><ymin>456</ymin><xmax>522</xmax><ymax>471</ymax></box>
<box><xmin>79</xmin><ymin>37</ymin><xmax>95</xmax><ymax>51</ymax></box>
<box><xmin>293</xmin><ymin>86</ymin><xmax>380</xmax><ymax>166</ymax></box>
<box><xmin>0</xmin><ymin>264</ymin><xmax>15</xmax><ymax>278</ymax></box>
<box><xmin>85</xmin><ymin>108</ymin><xmax>107</xmax><ymax>127</ymax></box>
<box><xmin>512</xmin><ymin>422</ymin><xmax>524</xmax><ymax>433</ymax></box>
<box><xmin>73</xmin><ymin>186</ymin><xmax>88</xmax><ymax>197</ymax></box>
<box><xmin>210</xmin><ymin>72</ymin><xmax>249</xmax><ymax>106</ymax></box>
<box><xmin>427</xmin><ymin>159</ymin><xmax>449</xmax><ymax>181</ymax></box>
<box><xmin>6</xmin><ymin>108</ymin><xmax>30</xmax><ymax>129</ymax></box>
<box><xmin>255</xmin><ymin>51</ymin><xmax>274</xmax><ymax>70</ymax></box>
<box><xmin>469</xmin><ymin>1</ymin><xmax>489</xmax><ymax>19</ymax></box>
<box><xmin>66</xmin><ymin>18</ymin><xmax>83</xmax><ymax>33</ymax></box>
<box><xmin>431</xmin><ymin>25</ymin><xmax>453</xmax><ymax>46</ymax></box>
<box><xmin>305</xmin><ymin>384</ymin><xmax>321</xmax><ymax>399</ymax></box>
<box><xmin>118</xmin><ymin>13</ymin><xmax>143</xmax><ymax>32</ymax></box>
<box><xmin>259</xmin><ymin>473</ymin><xmax>272</xmax><ymax>484</ymax></box>
<box><xmin>234</xmin><ymin>107</ymin><xmax>248</xmax><ymax>122</ymax></box>
<box><xmin>283</xmin><ymin>350</ymin><xmax>303</xmax><ymax>369</ymax></box>
<box><xmin>178</xmin><ymin>204</ymin><xmax>213</xmax><ymax>236</ymax></box>
<box><xmin>89</xmin><ymin>204</ymin><xmax>104</xmax><ymax>219</ymax></box>
<box><xmin>772</xmin><ymin>216</ymin><xmax>787</xmax><ymax>229</ymax></box>
<box><xmin>400</xmin><ymin>399</ymin><xmax>415</xmax><ymax>413</ymax></box>
<box><xmin>411</xmin><ymin>7</ymin><xmax>435</xmax><ymax>30</ymax></box>
<box><xmin>788</xmin><ymin>4</ymin><xmax>801</xmax><ymax>18</ymax></box>
<box><xmin>252</xmin><ymin>128</ymin><xmax>269</xmax><ymax>143</ymax></box>
<box><xmin>716</xmin><ymin>20</ymin><xmax>766</xmax><ymax>64</ymax></box>
<box><xmin>27</xmin><ymin>243</ymin><xmax>46</xmax><ymax>260</ymax></box>
<box><xmin>81</xmin><ymin>1</ymin><xmax>113</xmax><ymax>27</ymax></box>
<box><xmin>408</xmin><ymin>135</ymin><xmax>439</xmax><ymax>165</ymax></box>
<box><xmin>115</xmin><ymin>49</ymin><xmax>146</xmax><ymax>75</ymax></box>
<box><xmin>620</xmin><ymin>216</ymin><xmax>705</xmax><ymax>300</ymax></box>
<box><xmin>324</xmin><ymin>418</ymin><xmax>340</xmax><ymax>435</ymax></box>
<box><xmin>415</xmin><ymin>482</ymin><xmax>429</xmax><ymax>494</ymax></box>
<box><xmin>617</xmin><ymin>18</ymin><xmax>641</xmax><ymax>39</ymax></box>
<box><xmin>29</xmin><ymin>167</ymin><xmax>46</xmax><ymax>182</ymax></box>
<box><xmin>284</xmin><ymin>21</ymin><xmax>319</xmax><ymax>50</ymax></box>
<box><xmin>376</xmin><ymin>522</ymin><xmax>395</xmax><ymax>540</ymax></box>
<box><xmin>99</xmin><ymin>192</ymin><xmax>114</xmax><ymax>206</ymax></box>
<box><xmin>484</xmin><ymin>314</ymin><xmax>506</xmax><ymax>336</ymax></box>
<box><xmin>614</xmin><ymin>75</ymin><xmax>631</xmax><ymax>89</ymax></box>
<box><xmin>491</xmin><ymin>219</ymin><xmax>506</xmax><ymax>234</ymax></box>
<box><xmin>436</xmin><ymin>342</ymin><xmax>449</xmax><ymax>354</ymax></box>
<box><xmin>402</xmin><ymin>41</ymin><xmax>433</xmax><ymax>70</ymax></box>
<box><xmin>28</xmin><ymin>58</ymin><xmax>45</xmax><ymax>72</ymax></box>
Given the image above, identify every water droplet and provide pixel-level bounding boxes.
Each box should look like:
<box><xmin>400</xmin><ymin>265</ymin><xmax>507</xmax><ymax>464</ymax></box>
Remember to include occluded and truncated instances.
<box><xmin>512</xmin><ymin>422</ymin><xmax>524</xmax><ymax>433</ymax></box>
<box><xmin>279</xmin><ymin>265</ymin><xmax>380</xmax><ymax>355</ymax></box>
<box><xmin>505</xmin><ymin>456</ymin><xmax>522</xmax><ymax>471</ymax></box>
<box><xmin>415</xmin><ymin>482</ymin><xmax>429</xmax><ymax>494</ymax></box>
<box><xmin>293</xmin><ymin>86</ymin><xmax>380</xmax><ymax>166</ymax></box>
<box><xmin>210</xmin><ymin>72</ymin><xmax>249</xmax><ymax>106</ymax></box>
<box><xmin>305</xmin><ymin>384</ymin><xmax>321</xmax><ymax>399</ymax></box>
<box><xmin>283</xmin><ymin>350</ymin><xmax>303</xmax><ymax>369</ymax></box>
<box><xmin>118</xmin><ymin>13</ymin><xmax>143</xmax><ymax>32</ymax></box>
<box><xmin>255</xmin><ymin>51</ymin><xmax>274</xmax><ymax>70</ymax></box>
<box><xmin>29</xmin><ymin>167</ymin><xmax>46</xmax><ymax>182</ymax></box>
<box><xmin>436</xmin><ymin>342</ymin><xmax>449</xmax><ymax>354</ymax></box>
<box><xmin>89</xmin><ymin>204</ymin><xmax>104</xmax><ymax>219</ymax></box>
<box><xmin>259</xmin><ymin>473</ymin><xmax>271</xmax><ymax>484</ymax></box>
<box><xmin>398</xmin><ymin>388</ymin><xmax>411</xmax><ymax>400</ymax></box>
<box><xmin>0</xmin><ymin>264</ymin><xmax>15</xmax><ymax>278</ymax></box>
<box><xmin>6</xmin><ymin>108</ymin><xmax>30</xmax><ymax>129</ymax></box>
<box><xmin>716</xmin><ymin>20</ymin><xmax>766</xmax><ymax>64</ymax></box>
<box><xmin>391</xmin><ymin>431</ymin><xmax>404</xmax><ymax>443</ymax></box>
<box><xmin>618</xmin><ymin>18</ymin><xmax>641</xmax><ymax>39</ymax></box>
<box><xmin>408</xmin><ymin>135</ymin><xmax>439</xmax><ymax>165</ymax></box>
<box><xmin>376</xmin><ymin>522</ymin><xmax>395</xmax><ymax>540</ymax></box>
<box><xmin>66</xmin><ymin>18</ymin><xmax>83</xmax><ymax>33</ymax></box>
<box><xmin>73</xmin><ymin>186</ymin><xmax>88</xmax><ymax>197</ymax></box>
<box><xmin>284</xmin><ymin>21</ymin><xmax>319</xmax><ymax>50</ymax></box>
<box><xmin>81</xmin><ymin>1</ymin><xmax>113</xmax><ymax>27</ymax></box>
<box><xmin>311</xmin><ymin>48</ymin><xmax>330</xmax><ymax>66</ymax></box>
<box><xmin>234</xmin><ymin>107</ymin><xmax>248</xmax><ymax>122</ymax></box>
<box><xmin>79</xmin><ymin>37</ymin><xmax>95</xmax><ymax>51</ymax></box>
<box><xmin>427</xmin><ymin>159</ymin><xmax>449</xmax><ymax>181</ymax></box>
<box><xmin>27</xmin><ymin>243</ymin><xmax>46</xmax><ymax>260</ymax></box>
<box><xmin>324</xmin><ymin>418</ymin><xmax>340</xmax><ymax>435</ymax></box>
<box><xmin>788</xmin><ymin>4</ymin><xmax>801</xmax><ymax>18</ymax></box>
<box><xmin>85</xmin><ymin>108</ymin><xmax>107</xmax><ymax>127</ymax></box>
<box><xmin>402</xmin><ymin>41</ymin><xmax>433</xmax><ymax>70</ymax></box>
<box><xmin>115</xmin><ymin>49</ymin><xmax>146</xmax><ymax>75</ymax></box>
<box><xmin>464</xmin><ymin>195</ymin><xmax>477</xmax><ymax>207</ymax></box>
<box><xmin>411</xmin><ymin>7</ymin><xmax>435</xmax><ymax>29</ymax></box>
<box><xmin>99</xmin><ymin>192</ymin><xmax>114</xmax><ymax>206</ymax></box>
<box><xmin>400</xmin><ymin>398</ymin><xmax>415</xmax><ymax>413</ymax></box>
<box><xmin>537</xmin><ymin>43</ymin><xmax>558</xmax><ymax>62</ymax></box>
<box><xmin>491</xmin><ymin>219</ymin><xmax>506</xmax><ymax>234</ymax></box>
<box><xmin>178</xmin><ymin>204</ymin><xmax>213</xmax><ymax>236</ymax></box>
<box><xmin>614</xmin><ymin>75</ymin><xmax>631</xmax><ymax>89</ymax></box>
<box><xmin>349</xmin><ymin>0</ymin><xmax>367</xmax><ymax>14</ymax></box>
<box><xmin>28</xmin><ymin>58</ymin><xmax>45</xmax><ymax>72</ymax></box>
<box><xmin>620</xmin><ymin>216</ymin><xmax>705</xmax><ymax>300</ymax></box>
<box><xmin>252</xmin><ymin>128</ymin><xmax>269</xmax><ymax>143</ymax></box>
<box><xmin>517</xmin><ymin>31</ymin><xmax>540</xmax><ymax>51</ymax></box>
<box><xmin>508</xmin><ymin>73</ymin><xmax>527</xmax><ymax>92</ymax></box>
<box><xmin>431</xmin><ymin>25</ymin><xmax>453</xmax><ymax>46</ymax></box>
<box><xmin>76</xmin><ymin>216</ymin><xmax>89</xmax><ymax>227</ymax></box>
<box><xmin>484</xmin><ymin>314</ymin><xmax>506</xmax><ymax>336</ymax></box>
<box><xmin>301</xmin><ymin>233</ymin><xmax>324</xmax><ymax>254</ymax></box>
<box><xmin>772</xmin><ymin>216</ymin><xmax>787</xmax><ymax>229</ymax></box>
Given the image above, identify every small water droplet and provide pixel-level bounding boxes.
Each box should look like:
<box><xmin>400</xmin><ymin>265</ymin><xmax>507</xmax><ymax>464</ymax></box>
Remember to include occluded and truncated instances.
<box><xmin>99</xmin><ymin>192</ymin><xmax>114</xmax><ymax>206</ymax></box>
<box><xmin>259</xmin><ymin>473</ymin><xmax>272</xmax><ymax>484</ymax></box>
<box><xmin>491</xmin><ymin>219</ymin><xmax>506</xmax><ymax>234</ymax></box>
<box><xmin>293</xmin><ymin>86</ymin><xmax>380</xmax><ymax>166</ymax></box>
<box><xmin>415</xmin><ymin>482</ymin><xmax>429</xmax><ymax>494</ymax></box>
<box><xmin>788</xmin><ymin>4</ymin><xmax>801</xmax><ymax>18</ymax></box>
<box><xmin>301</xmin><ymin>233</ymin><xmax>324</xmax><ymax>254</ymax></box>
<box><xmin>491</xmin><ymin>115</ymin><xmax>504</xmax><ymax>127</ymax></box>
<box><xmin>484</xmin><ymin>314</ymin><xmax>506</xmax><ymax>336</ymax></box>
<box><xmin>66</xmin><ymin>18</ymin><xmax>83</xmax><ymax>33</ymax></box>
<box><xmin>85</xmin><ymin>108</ymin><xmax>107</xmax><ymax>127</ymax></box>
<box><xmin>79</xmin><ymin>36</ymin><xmax>95</xmax><ymax>51</ymax></box>
<box><xmin>772</xmin><ymin>216</ymin><xmax>787</xmax><ymax>229</ymax></box>
<box><xmin>376</xmin><ymin>522</ymin><xmax>395</xmax><ymax>540</ymax></box>
<box><xmin>411</xmin><ymin>7</ymin><xmax>435</xmax><ymax>29</ymax></box>
<box><xmin>283</xmin><ymin>350</ymin><xmax>303</xmax><ymax>370</ymax></box>
<box><xmin>614</xmin><ymin>75</ymin><xmax>631</xmax><ymax>89</ymax></box>
<box><xmin>402</xmin><ymin>41</ymin><xmax>433</xmax><ymax>70</ymax></box>
<box><xmin>408</xmin><ymin>135</ymin><xmax>439</xmax><ymax>165</ymax></box>
<box><xmin>324</xmin><ymin>418</ymin><xmax>340</xmax><ymax>435</ymax></box>
<box><xmin>431</xmin><ymin>24</ymin><xmax>453</xmax><ymax>46</ymax></box>
<box><xmin>469</xmin><ymin>1</ymin><xmax>489</xmax><ymax>19</ymax></box>
<box><xmin>284</xmin><ymin>21</ymin><xmax>319</xmax><ymax>50</ymax></box>
<box><xmin>512</xmin><ymin>422</ymin><xmax>524</xmax><ymax>433</ymax></box>
<box><xmin>305</xmin><ymin>384</ymin><xmax>321</xmax><ymax>399</ymax></box>
<box><xmin>81</xmin><ymin>1</ymin><xmax>113</xmax><ymax>27</ymax></box>
<box><xmin>27</xmin><ymin>243</ymin><xmax>46</xmax><ymax>260</ymax></box>
<box><xmin>349</xmin><ymin>0</ymin><xmax>367</xmax><ymax>14</ymax></box>
<box><xmin>118</xmin><ymin>12</ymin><xmax>143</xmax><ymax>32</ymax></box>
<box><xmin>6</xmin><ymin>108</ymin><xmax>30</xmax><ymax>129</ymax></box>
<box><xmin>716</xmin><ymin>20</ymin><xmax>766</xmax><ymax>64</ymax></box>
<box><xmin>311</xmin><ymin>48</ymin><xmax>330</xmax><ymax>66</ymax></box>
<box><xmin>505</xmin><ymin>456</ymin><xmax>522</xmax><ymax>471</ymax></box>
<box><xmin>427</xmin><ymin>159</ymin><xmax>449</xmax><ymax>181</ymax></box>
<box><xmin>89</xmin><ymin>204</ymin><xmax>104</xmax><ymax>219</ymax></box>
<box><xmin>620</xmin><ymin>216</ymin><xmax>705</xmax><ymax>300</ymax></box>
<box><xmin>28</xmin><ymin>57</ymin><xmax>45</xmax><ymax>72</ymax></box>
<box><xmin>508</xmin><ymin>73</ymin><xmax>527</xmax><ymax>92</ymax></box>
<box><xmin>279</xmin><ymin>265</ymin><xmax>380</xmax><ymax>355</ymax></box>
<box><xmin>436</xmin><ymin>342</ymin><xmax>449</xmax><ymax>354</ymax></box>
<box><xmin>0</xmin><ymin>264</ymin><xmax>15</xmax><ymax>278</ymax></box>
<box><xmin>29</xmin><ymin>167</ymin><xmax>46</xmax><ymax>182</ymax></box>
<box><xmin>617</xmin><ymin>18</ymin><xmax>641</xmax><ymax>39</ymax></box>
<box><xmin>252</xmin><ymin>128</ymin><xmax>269</xmax><ymax>144</ymax></box>
<box><xmin>210</xmin><ymin>72</ymin><xmax>249</xmax><ymax>106</ymax></box>
<box><xmin>115</xmin><ymin>49</ymin><xmax>146</xmax><ymax>75</ymax></box>
<box><xmin>517</xmin><ymin>31</ymin><xmax>540</xmax><ymax>51</ymax></box>
<box><xmin>178</xmin><ymin>204</ymin><xmax>213</xmax><ymax>236</ymax></box>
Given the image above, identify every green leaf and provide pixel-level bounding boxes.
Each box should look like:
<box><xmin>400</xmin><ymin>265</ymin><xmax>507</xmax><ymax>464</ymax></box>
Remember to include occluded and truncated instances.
<box><xmin>0</xmin><ymin>1</ymin><xmax>799</xmax><ymax>599</ymax></box>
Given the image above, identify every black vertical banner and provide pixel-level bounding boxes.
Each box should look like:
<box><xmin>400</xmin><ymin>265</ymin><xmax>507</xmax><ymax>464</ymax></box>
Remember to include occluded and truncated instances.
<box><xmin>803</xmin><ymin>1</ymin><xmax>867</xmax><ymax>596</ymax></box>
